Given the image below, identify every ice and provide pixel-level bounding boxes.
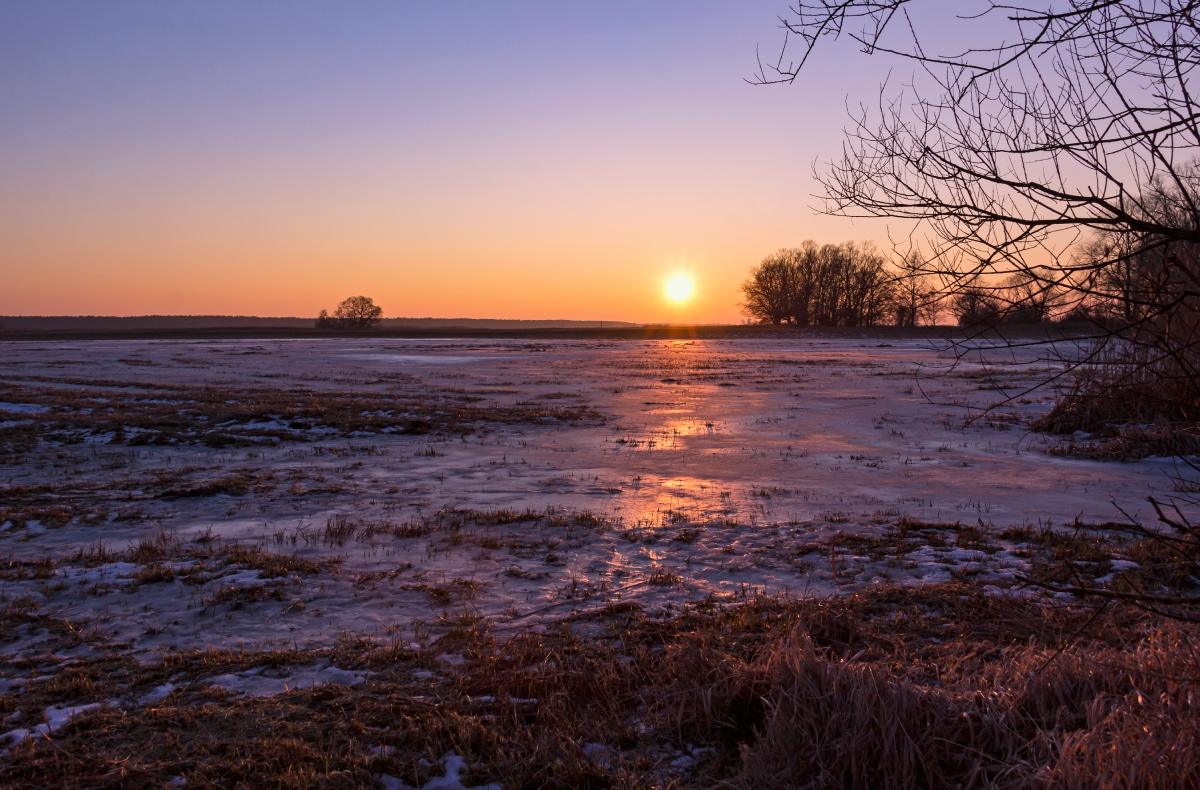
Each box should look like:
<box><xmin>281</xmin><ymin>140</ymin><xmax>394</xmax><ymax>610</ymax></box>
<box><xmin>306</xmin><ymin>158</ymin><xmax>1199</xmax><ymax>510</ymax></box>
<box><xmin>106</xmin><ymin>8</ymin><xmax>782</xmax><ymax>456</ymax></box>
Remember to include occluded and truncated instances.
<box><xmin>204</xmin><ymin>664</ymin><xmax>368</xmax><ymax>697</ymax></box>
<box><xmin>1</xmin><ymin>703</ymin><xmax>104</xmax><ymax>747</ymax></box>
<box><xmin>139</xmin><ymin>683</ymin><xmax>177</xmax><ymax>704</ymax></box>
<box><xmin>215</xmin><ymin>569</ymin><xmax>265</xmax><ymax>586</ymax></box>
<box><xmin>344</xmin><ymin>353</ymin><xmax>490</xmax><ymax>365</ymax></box>
<box><xmin>0</xmin><ymin>678</ymin><xmax>26</xmax><ymax>693</ymax></box>
<box><xmin>57</xmin><ymin>562</ymin><xmax>140</xmax><ymax>584</ymax></box>
<box><xmin>0</xmin><ymin>336</ymin><xmax>1193</xmax><ymax>657</ymax></box>
<box><xmin>0</xmin><ymin>401</ymin><xmax>48</xmax><ymax>414</ymax></box>
<box><xmin>377</xmin><ymin>753</ymin><xmax>501</xmax><ymax>790</ymax></box>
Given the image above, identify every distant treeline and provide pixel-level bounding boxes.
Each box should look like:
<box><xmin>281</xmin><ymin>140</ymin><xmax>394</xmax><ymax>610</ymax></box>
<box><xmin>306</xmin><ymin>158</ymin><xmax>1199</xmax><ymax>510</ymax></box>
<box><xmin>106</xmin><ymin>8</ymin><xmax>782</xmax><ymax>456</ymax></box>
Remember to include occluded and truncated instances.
<box><xmin>0</xmin><ymin>316</ymin><xmax>637</xmax><ymax>332</ymax></box>
<box><xmin>741</xmin><ymin>242</ymin><xmax>1112</xmax><ymax>328</ymax></box>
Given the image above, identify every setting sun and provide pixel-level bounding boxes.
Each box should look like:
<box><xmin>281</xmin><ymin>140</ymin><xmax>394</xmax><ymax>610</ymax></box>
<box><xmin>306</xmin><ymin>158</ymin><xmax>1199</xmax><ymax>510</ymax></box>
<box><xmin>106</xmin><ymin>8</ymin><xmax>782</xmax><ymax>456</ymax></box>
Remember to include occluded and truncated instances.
<box><xmin>663</xmin><ymin>273</ymin><xmax>696</xmax><ymax>304</ymax></box>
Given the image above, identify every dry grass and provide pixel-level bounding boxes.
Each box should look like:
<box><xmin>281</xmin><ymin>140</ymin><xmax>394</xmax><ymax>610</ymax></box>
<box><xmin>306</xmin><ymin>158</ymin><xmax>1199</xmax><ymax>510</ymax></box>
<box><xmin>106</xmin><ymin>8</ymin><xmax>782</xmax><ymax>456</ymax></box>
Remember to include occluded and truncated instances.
<box><xmin>2</xmin><ymin>584</ymin><xmax>1197</xmax><ymax>788</ymax></box>
<box><xmin>0</xmin><ymin>376</ymin><xmax>602</xmax><ymax>449</ymax></box>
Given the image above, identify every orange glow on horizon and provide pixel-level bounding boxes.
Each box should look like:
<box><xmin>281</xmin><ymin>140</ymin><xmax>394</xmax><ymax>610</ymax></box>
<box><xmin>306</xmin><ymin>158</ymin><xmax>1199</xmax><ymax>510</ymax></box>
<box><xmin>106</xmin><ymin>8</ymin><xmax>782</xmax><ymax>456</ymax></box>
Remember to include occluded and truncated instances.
<box><xmin>0</xmin><ymin>4</ymin><xmax>903</xmax><ymax>324</ymax></box>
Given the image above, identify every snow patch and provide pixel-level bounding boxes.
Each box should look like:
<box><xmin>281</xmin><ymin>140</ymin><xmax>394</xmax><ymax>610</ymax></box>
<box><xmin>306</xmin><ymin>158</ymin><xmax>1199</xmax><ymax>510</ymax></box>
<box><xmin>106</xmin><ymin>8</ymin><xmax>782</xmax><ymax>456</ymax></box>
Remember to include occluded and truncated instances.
<box><xmin>376</xmin><ymin>753</ymin><xmax>501</xmax><ymax>790</ymax></box>
<box><xmin>204</xmin><ymin>664</ymin><xmax>367</xmax><ymax>697</ymax></box>
<box><xmin>139</xmin><ymin>683</ymin><xmax>177</xmax><ymax>704</ymax></box>
<box><xmin>1</xmin><ymin>702</ymin><xmax>104</xmax><ymax>747</ymax></box>
<box><xmin>58</xmin><ymin>562</ymin><xmax>140</xmax><ymax>584</ymax></box>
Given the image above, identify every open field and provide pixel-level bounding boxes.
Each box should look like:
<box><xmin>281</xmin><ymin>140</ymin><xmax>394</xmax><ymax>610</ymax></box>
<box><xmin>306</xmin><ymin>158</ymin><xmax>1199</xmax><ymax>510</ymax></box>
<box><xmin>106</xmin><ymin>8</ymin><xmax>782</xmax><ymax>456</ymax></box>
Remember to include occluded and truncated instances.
<box><xmin>1</xmin><ymin>337</ymin><xmax>1197</xmax><ymax>787</ymax></box>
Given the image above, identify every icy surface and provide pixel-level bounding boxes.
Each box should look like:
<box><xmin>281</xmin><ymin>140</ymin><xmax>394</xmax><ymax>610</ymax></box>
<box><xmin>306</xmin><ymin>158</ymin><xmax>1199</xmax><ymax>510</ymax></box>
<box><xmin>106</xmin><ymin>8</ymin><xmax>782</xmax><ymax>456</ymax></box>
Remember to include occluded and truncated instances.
<box><xmin>0</xmin><ymin>336</ymin><xmax>1194</xmax><ymax>658</ymax></box>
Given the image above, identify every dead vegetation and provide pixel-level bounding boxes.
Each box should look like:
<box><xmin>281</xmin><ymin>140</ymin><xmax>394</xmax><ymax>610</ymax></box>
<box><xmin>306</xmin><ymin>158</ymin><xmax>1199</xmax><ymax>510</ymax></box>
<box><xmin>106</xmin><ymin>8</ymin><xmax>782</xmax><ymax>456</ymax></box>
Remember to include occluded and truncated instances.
<box><xmin>0</xmin><ymin>584</ymin><xmax>1197</xmax><ymax>787</ymax></box>
<box><xmin>0</xmin><ymin>375</ymin><xmax>602</xmax><ymax>450</ymax></box>
<box><xmin>1016</xmin><ymin>503</ymin><xmax>1200</xmax><ymax>623</ymax></box>
<box><xmin>2</xmin><ymin>340</ymin><xmax>1196</xmax><ymax>786</ymax></box>
<box><xmin>1030</xmin><ymin>343</ymin><xmax>1200</xmax><ymax>460</ymax></box>
<box><xmin>0</xmin><ymin>530</ymin><xmax>336</xmax><ymax>588</ymax></box>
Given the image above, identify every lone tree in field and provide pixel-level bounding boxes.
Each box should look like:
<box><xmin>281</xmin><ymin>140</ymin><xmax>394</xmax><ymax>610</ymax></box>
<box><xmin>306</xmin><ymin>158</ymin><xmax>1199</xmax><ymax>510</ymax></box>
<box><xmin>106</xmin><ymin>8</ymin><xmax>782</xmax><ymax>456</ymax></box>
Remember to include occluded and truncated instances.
<box><xmin>317</xmin><ymin>296</ymin><xmax>383</xmax><ymax>330</ymax></box>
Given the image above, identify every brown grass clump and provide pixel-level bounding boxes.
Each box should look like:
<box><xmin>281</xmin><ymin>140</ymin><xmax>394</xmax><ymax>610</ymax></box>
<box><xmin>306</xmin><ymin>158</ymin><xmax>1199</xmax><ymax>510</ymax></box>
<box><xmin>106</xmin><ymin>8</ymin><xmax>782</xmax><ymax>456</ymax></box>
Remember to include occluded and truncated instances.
<box><xmin>222</xmin><ymin>545</ymin><xmax>333</xmax><ymax>577</ymax></box>
<box><xmin>738</xmin><ymin>638</ymin><xmax>1027</xmax><ymax>788</ymax></box>
<box><xmin>1015</xmin><ymin>508</ymin><xmax>1200</xmax><ymax>622</ymax></box>
<box><xmin>202</xmin><ymin>583</ymin><xmax>284</xmax><ymax>609</ymax></box>
<box><xmin>158</xmin><ymin>475</ymin><xmax>256</xmax><ymax>498</ymax></box>
<box><xmin>127</xmin><ymin>530</ymin><xmax>182</xmax><ymax>564</ymax></box>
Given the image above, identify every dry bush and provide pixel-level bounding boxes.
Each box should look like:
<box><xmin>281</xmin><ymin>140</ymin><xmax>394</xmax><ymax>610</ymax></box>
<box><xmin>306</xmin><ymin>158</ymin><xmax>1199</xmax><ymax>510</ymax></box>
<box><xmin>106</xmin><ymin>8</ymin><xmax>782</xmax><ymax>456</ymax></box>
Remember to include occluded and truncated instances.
<box><xmin>1034</xmin><ymin>342</ymin><xmax>1200</xmax><ymax>446</ymax></box>
<box><xmin>738</xmin><ymin>636</ymin><xmax>1028</xmax><ymax>788</ymax></box>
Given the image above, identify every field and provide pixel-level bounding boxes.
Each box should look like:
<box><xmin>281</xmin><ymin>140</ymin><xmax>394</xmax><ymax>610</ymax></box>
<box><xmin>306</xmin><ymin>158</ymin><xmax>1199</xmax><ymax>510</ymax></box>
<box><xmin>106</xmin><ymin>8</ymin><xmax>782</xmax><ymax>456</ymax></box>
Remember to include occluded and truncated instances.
<box><xmin>1</xmin><ymin>337</ymin><xmax>1197</xmax><ymax>787</ymax></box>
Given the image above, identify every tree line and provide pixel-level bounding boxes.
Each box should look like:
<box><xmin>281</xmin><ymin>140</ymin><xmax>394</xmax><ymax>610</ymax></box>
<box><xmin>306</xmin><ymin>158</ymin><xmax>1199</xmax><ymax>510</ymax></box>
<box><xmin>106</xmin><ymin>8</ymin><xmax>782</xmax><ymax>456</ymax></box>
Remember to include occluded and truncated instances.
<box><xmin>741</xmin><ymin>242</ymin><xmax>940</xmax><ymax>327</ymax></box>
<box><xmin>744</xmin><ymin>237</ymin><xmax>1194</xmax><ymax>333</ymax></box>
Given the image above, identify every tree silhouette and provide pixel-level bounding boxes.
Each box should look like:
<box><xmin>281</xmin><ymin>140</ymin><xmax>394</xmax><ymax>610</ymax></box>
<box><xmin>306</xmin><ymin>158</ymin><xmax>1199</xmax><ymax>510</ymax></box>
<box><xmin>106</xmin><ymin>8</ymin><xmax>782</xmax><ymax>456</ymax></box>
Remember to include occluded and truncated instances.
<box><xmin>317</xmin><ymin>296</ymin><xmax>383</xmax><ymax>330</ymax></box>
<box><xmin>742</xmin><ymin>242</ymin><xmax>897</xmax><ymax>326</ymax></box>
<box><xmin>757</xmin><ymin>0</ymin><xmax>1200</xmax><ymax>616</ymax></box>
<box><xmin>756</xmin><ymin>1</ymin><xmax>1200</xmax><ymax>428</ymax></box>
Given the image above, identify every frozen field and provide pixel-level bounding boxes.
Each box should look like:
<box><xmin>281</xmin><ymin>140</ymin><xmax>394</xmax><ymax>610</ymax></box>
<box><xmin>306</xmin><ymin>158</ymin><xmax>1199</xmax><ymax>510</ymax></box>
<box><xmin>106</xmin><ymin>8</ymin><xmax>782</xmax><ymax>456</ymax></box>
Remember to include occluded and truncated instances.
<box><xmin>1</xmin><ymin>336</ymin><xmax>1192</xmax><ymax>661</ymax></box>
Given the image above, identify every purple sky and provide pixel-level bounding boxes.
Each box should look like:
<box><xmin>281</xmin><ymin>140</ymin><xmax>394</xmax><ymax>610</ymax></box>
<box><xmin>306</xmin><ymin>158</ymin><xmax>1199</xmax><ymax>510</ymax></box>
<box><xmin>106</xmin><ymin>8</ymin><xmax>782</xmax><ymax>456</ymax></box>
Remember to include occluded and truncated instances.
<box><xmin>0</xmin><ymin>1</ymin><xmax>962</xmax><ymax>320</ymax></box>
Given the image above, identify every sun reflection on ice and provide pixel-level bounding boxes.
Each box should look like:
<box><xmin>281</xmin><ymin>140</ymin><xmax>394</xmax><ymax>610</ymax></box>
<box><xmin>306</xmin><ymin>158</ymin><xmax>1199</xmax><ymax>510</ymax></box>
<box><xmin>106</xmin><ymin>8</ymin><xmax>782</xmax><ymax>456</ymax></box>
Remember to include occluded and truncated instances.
<box><xmin>615</xmin><ymin>475</ymin><xmax>739</xmax><ymax>528</ymax></box>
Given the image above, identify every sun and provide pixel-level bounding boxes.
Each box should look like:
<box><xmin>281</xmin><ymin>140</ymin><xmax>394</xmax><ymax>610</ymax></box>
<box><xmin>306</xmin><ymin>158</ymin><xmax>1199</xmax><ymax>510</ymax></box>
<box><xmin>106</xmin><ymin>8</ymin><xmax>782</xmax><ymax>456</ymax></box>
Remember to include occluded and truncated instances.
<box><xmin>663</xmin><ymin>272</ymin><xmax>696</xmax><ymax>304</ymax></box>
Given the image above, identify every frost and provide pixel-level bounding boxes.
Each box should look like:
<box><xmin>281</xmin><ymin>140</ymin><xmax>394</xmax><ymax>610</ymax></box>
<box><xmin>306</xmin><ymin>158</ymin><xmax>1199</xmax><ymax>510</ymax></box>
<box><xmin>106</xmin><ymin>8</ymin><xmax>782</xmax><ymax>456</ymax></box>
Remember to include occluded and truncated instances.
<box><xmin>57</xmin><ymin>562</ymin><xmax>140</xmax><ymax>584</ymax></box>
<box><xmin>215</xmin><ymin>569</ymin><xmax>265</xmax><ymax>587</ymax></box>
<box><xmin>0</xmin><ymin>336</ymin><xmax>1192</xmax><ymax>657</ymax></box>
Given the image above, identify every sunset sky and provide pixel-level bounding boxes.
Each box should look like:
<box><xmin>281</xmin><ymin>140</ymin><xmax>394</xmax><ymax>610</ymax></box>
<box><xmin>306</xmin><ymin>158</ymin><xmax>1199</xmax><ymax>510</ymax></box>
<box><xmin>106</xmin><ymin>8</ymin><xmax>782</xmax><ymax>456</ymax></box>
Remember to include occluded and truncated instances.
<box><xmin>0</xmin><ymin>1</ymin><xmax>915</xmax><ymax>323</ymax></box>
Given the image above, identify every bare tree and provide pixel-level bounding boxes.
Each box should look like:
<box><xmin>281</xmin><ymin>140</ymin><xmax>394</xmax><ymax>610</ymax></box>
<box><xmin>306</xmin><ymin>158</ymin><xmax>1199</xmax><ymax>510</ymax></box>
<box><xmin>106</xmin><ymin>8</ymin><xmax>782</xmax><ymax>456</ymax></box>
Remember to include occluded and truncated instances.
<box><xmin>317</xmin><ymin>296</ymin><xmax>383</xmax><ymax>330</ymax></box>
<box><xmin>756</xmin><ymin>0</ymin><xmax>1200</xmax><ymax>616</ymax></box>
<box><xmin>758</xmin><ymin>2</ymin><xmax>1200</xmax><ymax>252</ymax></box>
<box><xmin>756</xmin><ymin>1</ymin><xmax>1200</xmax><ymax>426</ymax></box>
<box><xmin>892</xmin><ymin>250</ymin><xmax>940</xmax><ymax>326</ymax></box>
<box><xmin>998</xmin><ymin>269</ymin><xmax>1062</xmax><ymax>325</ymax></box>
<box><xmin>742</xmin><ymin>249</ymin><xmax>804</xmax><ymax>324</ymax></box>
<box><xmin>949</xmin><ymin>282</ymin><xmax>1000</xmax><ymax>328</ymax></box>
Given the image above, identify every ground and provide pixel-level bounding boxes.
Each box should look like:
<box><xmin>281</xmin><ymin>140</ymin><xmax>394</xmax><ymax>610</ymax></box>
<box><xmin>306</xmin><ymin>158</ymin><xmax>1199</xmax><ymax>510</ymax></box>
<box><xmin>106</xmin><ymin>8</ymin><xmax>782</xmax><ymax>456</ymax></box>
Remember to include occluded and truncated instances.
<box><xmin>0</xmin><ymin>337</ymin><xmax>1196</xmax><ymax>787</ymax></box>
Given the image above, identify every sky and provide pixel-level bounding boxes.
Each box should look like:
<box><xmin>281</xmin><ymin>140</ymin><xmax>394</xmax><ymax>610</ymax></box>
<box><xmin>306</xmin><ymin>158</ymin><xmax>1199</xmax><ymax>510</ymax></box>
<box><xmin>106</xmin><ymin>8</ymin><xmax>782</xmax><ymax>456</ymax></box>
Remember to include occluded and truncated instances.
<box><xmin>0</xmin><ymin>1</ymin><xmax>929</xmax><ymax>322</ymax></box>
